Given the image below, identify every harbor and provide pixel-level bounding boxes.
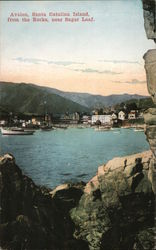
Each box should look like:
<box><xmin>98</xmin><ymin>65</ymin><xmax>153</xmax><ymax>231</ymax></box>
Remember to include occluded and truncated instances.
<box><xmin>0</xmin><ymin>127</ymin><xmax>149</xmax><ymax>188</ymax></box>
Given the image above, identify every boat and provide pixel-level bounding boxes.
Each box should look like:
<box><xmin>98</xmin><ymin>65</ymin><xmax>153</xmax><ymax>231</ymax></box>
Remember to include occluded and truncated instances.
<box><xmin>121</xmin><ymin>126</ymin><xmax>131</xmax><ymax>129</ymax></box>
<box><xmin>53</xmin><ymin>125</ymin><xmax>68</xmax><ymax>129</ymax></box>
<box><xmin>134</xmin><ymin>127</ymin><xmax>144</xmax><ymax>132</ymax></box>
<box><xmin>77</xmin><ymin>126</ymin><xmax>85</xmax><ymax>129</ymax></box>
<box><xmin>1</xmin><ymin>127</ymin><xmax>35</xmax><ymax>135</ymax></box>
<box><xmin>40</xmin><ymin>125</ymin><xmax>53</xmax><ymax>131</ymax></box>
<box><xmin>95</xmin><ymin>126</ymin><xmax>112</xmax><ymax>131</ymax></box>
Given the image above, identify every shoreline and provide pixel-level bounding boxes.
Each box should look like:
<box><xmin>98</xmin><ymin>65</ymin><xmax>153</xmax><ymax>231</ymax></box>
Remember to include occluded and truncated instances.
<box><xmin>0</xmin><ymin>150</ymin><xmax>154</xmax><ymax>250</ymax></box>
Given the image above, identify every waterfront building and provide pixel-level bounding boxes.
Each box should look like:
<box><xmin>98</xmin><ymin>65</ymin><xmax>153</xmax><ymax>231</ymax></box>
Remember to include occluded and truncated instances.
<box><xmin>72</xmin><ymin>112</ymin><xmax>80</xmax><ymax>122</ymax></box>
<box><xmin>81</xmin><ymin>115</ymin><xmax>91</xmax><ymax>124</ymax></box>
<box><xmin>0</xmin><ymin>120</ymin><xmax>7</xmax><ymax>126</ymax></box>
<box><xmin>128</xmin><ymin>110</ymin><xmax>136</xmax><ymax>120</ymax></box>
<box><xmin>118</xmin><ymin>111</ymin><xmax>126</xmax><ymax>121</ymax></box>
<box><xmin>91</xmin><ymin>115</ymin><xmax>112</xmax><ymax>125</ymax></box>
<box><xmin>111</xmin><ymin>113</ymin><xmax>117</xmax><ymax>120</ymax></box>
<box><xmin>32</xmin><ymin>117</ymin><xmax>41</xmax><ymax>125</ymax></box>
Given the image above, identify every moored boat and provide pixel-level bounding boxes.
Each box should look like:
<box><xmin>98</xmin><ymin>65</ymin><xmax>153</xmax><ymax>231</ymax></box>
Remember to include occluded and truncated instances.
<box><xmin>40</xmin><ymin>125</ymin><xmax>53</xmax><ymax>131</ymax></box>
<box><xmin>95</xmin><ymin>126</ymin><xmax>112</xmax><ymax>131</ymax></box>
<box><xmin>134</xmin><ymin>127</ymin><xmax>144</xmax><ymax>132</ymax></box>
<box><xmin>1</xmin><ymin>127</ymin><xmax>35</xmax><ymax>135</ymax></box>
<box><xmin>121</xmin><ymin>126</ymin><xmax>132</xmax><ymax>129</ymax></box>
<box><xmin>53</xmin><ymin>125</ymin><xmax>68</xmax><ymax>129</ymax></box>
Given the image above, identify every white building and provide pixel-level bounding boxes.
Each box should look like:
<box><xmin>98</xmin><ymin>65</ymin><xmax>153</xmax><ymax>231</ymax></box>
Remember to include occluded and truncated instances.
<box><xmin>0</xmin><ymin>120</ymin><xmax>7</xmax><ymax>126</ymax></box>
<box><xmin>82</xmin><ymin>115</ymin><xmax>91</xmax><ymax>124</ymax></box>
<box><xmin>111</xmin><ymin>113</ymin><xmax>117</xmax><ymax>120</ymax></box>
<box><xmin>118</xmin><ymin>111</ymin><xmax>126</xmax><ymax>121</ymax></box>
<box><xmin>72</xmin><ymin>112</ymin><xmax>80</xmax><ymax>121</ymax></box>
<box><xmin>91</xmin><ymin>115</ymin><xmax>112</xmax><ymax>125</ymax></box>
<box><xmin>32</xmin><ymin>118</ymin><xmax>41</xmax><ymax>125</ymax></box>
<box><xmin>128</xmin><ymin>110</ymin><xmax>136</xmax><ymax>120</ymax></box>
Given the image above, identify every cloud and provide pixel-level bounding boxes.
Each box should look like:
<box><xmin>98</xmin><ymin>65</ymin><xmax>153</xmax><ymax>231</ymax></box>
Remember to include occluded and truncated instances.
<box><xmin>14</xmin><ymin>57</ymin><xmax>45</xmax><ymax>64</ymax></box>
<box><xmin>99</xmin><ymin>59</ymin><xmax>141</xmax><ymax>65</ymax></box>
<box><xmin>113</xmin><ymin>79</ymin><xmax>146</xmax><ymax>84</ymax></box>
<box><xmin>72</xmin><ymin>68</ymin><xmax>122</xmax><ymax>75</ymax></box>
<box><xmin>48</xmin><ymin>61</ymin><xmax>84</xmax><ymax>66</ymax></box>
<box><xmin>13</xmin><ymin>57</ymin><xmax>84</xmax><ymax>66</ymax></box>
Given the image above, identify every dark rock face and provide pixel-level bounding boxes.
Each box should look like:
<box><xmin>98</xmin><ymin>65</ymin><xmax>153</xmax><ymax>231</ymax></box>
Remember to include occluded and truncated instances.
<box><xmin>142</xmin><ymin>3</ymin><xmax>156</xmax><ymax>249</ymax></box>
<box><xmin>142</xmin><ymin>3</ymin><xmax>156</xmax><ymax>240</ymax></box>
<box><xmin>0</xmin><ymin>152</ymin><xmax>155</xmax><ymax>250</ymax></box>
<box><xmin>142</xmin><ymin>0</ymin><xmax>156</xmax><ymax>42</ymax></box>
<box><xmin>71</xmin><ymin>151</ymin><xmax>155</xmax><ymax>250</ymax></box>
<box><xmin>0</xmin><ymin>154</ymin><xmax>89</xmax><ymax>250</ymax></box>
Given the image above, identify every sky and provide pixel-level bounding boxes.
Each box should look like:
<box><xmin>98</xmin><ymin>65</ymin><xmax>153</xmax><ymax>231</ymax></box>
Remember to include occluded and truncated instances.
<box><xmin>0</xmin><ymin>0</ymin><xmax>155</xmax><ymax>96</ymax></box>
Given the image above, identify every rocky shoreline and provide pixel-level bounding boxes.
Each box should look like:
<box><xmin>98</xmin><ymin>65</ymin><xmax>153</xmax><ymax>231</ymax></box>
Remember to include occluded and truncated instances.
<box><xmin>0</xmin><ymin>154</ymin><xmax>89</xmax><ymax>250</ymax></box>
<box><xmin>0</xmin><ymin>151</ymin><xmax>155</xmax><ymax>250</ymax></box>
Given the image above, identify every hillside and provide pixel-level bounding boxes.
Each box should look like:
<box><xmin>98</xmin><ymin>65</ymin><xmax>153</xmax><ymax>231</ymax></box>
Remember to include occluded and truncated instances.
<box><xmin>114</xmin><ymin>96</ymin><xmax>156</xmax><ymax>111</ymax></box>
<box><xmin>0</xmin><ymin>82</ymin><xmax>89</xmax><ymax>115</ymax></box>
<box><xmin>33</xmin><ymin>85</ymin><xmax>147</xmax><ymax>108</ymax></box>
<box><xmin>124</xmin><ymin>97</ymin><xmax>156</xmax><ymax>109</ymax></box>
<box><xmin>0</xmin><ymin>82</ymin><xmax>148</xmax><ymax>115</ymax></box>
<box><xmin>52</xmin><ymin>92</ymin><xmax>147</xmax><ymax>108</ymax></box>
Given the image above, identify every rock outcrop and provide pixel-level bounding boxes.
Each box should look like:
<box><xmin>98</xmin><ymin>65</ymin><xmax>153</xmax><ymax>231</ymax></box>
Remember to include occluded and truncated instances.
<box><xmin>71</xmin><ymin>151</ymin><xmax>155</xmax><ymax>250</ymax></box>
<box><xmin>0</xmin><ymin>151</ymin><xmax>155</xmax><ymax>250</ymax></box>
<box><xmin>0</xmin><ymin>154</ymin><xmax>89</xmax><ymax>250</ymax></box>
<box><xmin>144</xmin><ymin>50</ymin><xmax>156</xmax><ymax>105</ymax></box>
<box><xmin>142</xmin><ymin>0</ymin><xmax>156</xmax><ymax>225</ymax></box>
<box><xmin>142</xmin><ymin>0</ymin><xmax>156</xmax><ymax>41</ymax></box>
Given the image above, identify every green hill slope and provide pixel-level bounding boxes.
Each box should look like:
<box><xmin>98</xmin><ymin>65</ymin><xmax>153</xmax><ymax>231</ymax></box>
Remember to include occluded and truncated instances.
<box><xmin>114</xmin><ymin>97</ymin><xmax>155</xmax><ymax>111</ymax></box>
<box><xmin>0</xmin><ymin>82</ymin><xmax>89</xmax><ymax>115</ymax></box>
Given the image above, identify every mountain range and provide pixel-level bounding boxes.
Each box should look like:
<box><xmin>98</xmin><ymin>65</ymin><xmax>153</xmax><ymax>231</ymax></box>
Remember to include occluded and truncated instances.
<box><xmin>30</xmin><ymin>83</ymin><xmax>147</xmax><ymax>108</ymax></box>
<box><xmin>0</xmin><ymin>81</ymin><xmax>147</xmax><ymax>115</ymax></box>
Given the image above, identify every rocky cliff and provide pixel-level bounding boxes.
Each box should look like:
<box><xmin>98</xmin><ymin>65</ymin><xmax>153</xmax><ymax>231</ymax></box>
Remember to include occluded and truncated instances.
<box><xmin>71</xmin><ymin>151</ymin><xmax>155</xmax><ymax>250</ymax></box>
<box><xmin>142</xmin><ymin>0</ymin><xmax>156</xmax><ymax>42</ymax></box>
<box><xmin>142</xmin><ymin>0</ymin><xmax>156</xmax><ymax>230</ymax></box>
<box><xmin>0</xmin><ymin>154</ymin><xmax>89</xmax><ymax>250</ymax></box>
<box><xmin>0</xmin><ymin>151</ymin><xmax>155</xmax><ymax>250</ymax></box>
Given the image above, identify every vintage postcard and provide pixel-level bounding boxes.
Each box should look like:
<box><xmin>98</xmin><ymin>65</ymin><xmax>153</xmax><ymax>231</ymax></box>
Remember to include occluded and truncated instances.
<box><xmin>0</xmin><ymin>1</ymin><xmax>155</xmax><ymax>250</ymax></box>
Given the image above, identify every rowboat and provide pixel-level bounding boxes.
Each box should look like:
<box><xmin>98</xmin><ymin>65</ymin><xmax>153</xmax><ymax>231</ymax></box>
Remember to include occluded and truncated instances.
<box><xmin>1</xmin><ymin>127</ymin><xmax>35</xmax><ymax>135</ymax></box>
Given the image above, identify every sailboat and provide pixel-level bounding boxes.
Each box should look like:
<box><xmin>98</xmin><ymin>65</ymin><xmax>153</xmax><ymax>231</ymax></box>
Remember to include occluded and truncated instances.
<box><xmin>40</xmin><ymin>124</ymin><xmax>53</xmax><ymax>131</ymax></box>
<box><xmin>40</xmin><ymin>102</ymin><xmax>54</xmax><ymax>131</ymax></box>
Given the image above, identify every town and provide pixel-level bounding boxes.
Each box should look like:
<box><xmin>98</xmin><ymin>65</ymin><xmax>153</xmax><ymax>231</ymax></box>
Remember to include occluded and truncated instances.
<box><xmin>0</xmin><ymin>103</ymin><xmax>145</xmax><ymax>130</ymax></box>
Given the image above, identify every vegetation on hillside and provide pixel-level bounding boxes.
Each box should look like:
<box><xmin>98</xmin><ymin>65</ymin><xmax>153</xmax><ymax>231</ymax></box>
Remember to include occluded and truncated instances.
<box><xmin>0</xmin><ymin>82</ymin><xmax>89</xmax><ymax>115</ymax></box>
<box><xmin>114</xmin><ymin>97</ymin><xmax>155</xmax><ymax>112</ymax></box>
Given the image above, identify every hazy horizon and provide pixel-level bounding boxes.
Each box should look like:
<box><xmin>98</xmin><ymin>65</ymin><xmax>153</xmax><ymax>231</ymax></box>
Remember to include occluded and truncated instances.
<box><xmin>0</xmin><ymin>0</ymin><xmax>155</xmax><ymax>96</ymax></box>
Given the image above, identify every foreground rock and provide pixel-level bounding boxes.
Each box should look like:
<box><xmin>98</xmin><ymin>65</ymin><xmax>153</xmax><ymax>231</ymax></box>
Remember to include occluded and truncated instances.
<box><xmin>0</xmin><ymin>151</ymin><xmax>155</xmax><ymax>250</ymax></box>
<box><xmin>142</xmin><ymin>0</ymin><xmax>156</xmax><ymax>42</ymax></box>
<box><xmin>71</xmin><ymin>151</ymin><xmax>155</xmax><ymax>250</ymax></box>
<box><xmin>142</xmin><ymin>2</ymin><xmax>156</xmax><ymax>156</ymax></box>
<box><xmin>142</xmin><ymin>4</ymin><xmax>156</xmax><ymax>247</ymax></box>
<box><xmin>0</xmin><ymin>154</ymin><xmax>89</xmax><ymax>250</ymax></box>
<box><xmin>144</xmin><ymin>50</ymin><xmax>156</xmax><ymax>104</ymax></box>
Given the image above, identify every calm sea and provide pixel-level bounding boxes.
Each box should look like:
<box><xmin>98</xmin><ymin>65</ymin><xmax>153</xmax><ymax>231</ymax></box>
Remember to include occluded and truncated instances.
<box><xmin>0</xmin><ymin>127</ymin><xmax>149</xmax><ymax>188</ymax></box>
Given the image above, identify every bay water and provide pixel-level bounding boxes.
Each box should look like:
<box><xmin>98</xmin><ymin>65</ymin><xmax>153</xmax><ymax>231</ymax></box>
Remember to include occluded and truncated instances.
<box><xmin>0</xmin><ymin>127</ymin><xmax>149</xmax><ymax>188</ymax></box>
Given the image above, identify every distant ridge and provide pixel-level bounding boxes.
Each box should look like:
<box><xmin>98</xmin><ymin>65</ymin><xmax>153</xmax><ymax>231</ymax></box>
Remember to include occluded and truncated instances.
<box><xmin>20</xmin><ymin>82</ymin><xmax>147</xmax><ymax>108</ymax></box>
<box><xmin>0</xmin><ymin>82</ymin><xmax>89</xmax><ymax>114</ymax></box>
<box><xmin>0</xmin><ymin>81</ymin><xmax>148</xmax><ymax>114</ymax></box>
